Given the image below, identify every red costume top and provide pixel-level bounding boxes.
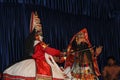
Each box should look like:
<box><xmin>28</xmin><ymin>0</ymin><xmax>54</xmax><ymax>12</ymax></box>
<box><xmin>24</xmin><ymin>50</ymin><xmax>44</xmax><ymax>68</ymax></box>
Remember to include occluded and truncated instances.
<box><xmin>32</xmin><ymin>42</ymin><xmax>60</xmax><ymax>77</ymax></box>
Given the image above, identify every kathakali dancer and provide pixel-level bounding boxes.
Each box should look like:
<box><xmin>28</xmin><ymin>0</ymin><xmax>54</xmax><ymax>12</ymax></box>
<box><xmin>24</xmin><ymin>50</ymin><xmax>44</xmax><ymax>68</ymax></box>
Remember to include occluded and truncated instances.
<box><xmin>64</xmin><ymin>28</ymin><xmax>103</xmax><ymax>80</ymax></box>
<box><xmin>3</xmin><ymin>12</ymin><xmax>64</xmax><ymax>80</ymax></box>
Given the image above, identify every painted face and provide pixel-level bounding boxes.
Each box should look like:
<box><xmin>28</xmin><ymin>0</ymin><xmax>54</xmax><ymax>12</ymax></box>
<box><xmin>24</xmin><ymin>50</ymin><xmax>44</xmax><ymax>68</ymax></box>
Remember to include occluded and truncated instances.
<box><xmin>76</xmin><ymin>33</ymin><xmax>86</xmax><ymax>45</ymax></box>
<box><xmin>35</xmin><ymin>34</ymin><xmax>43</xmax><ymax>41</ymax></box>
<box><xmin>34</xmin><ymin>35</ymin><xmax>43</xmax><ymax>46</ymax></box>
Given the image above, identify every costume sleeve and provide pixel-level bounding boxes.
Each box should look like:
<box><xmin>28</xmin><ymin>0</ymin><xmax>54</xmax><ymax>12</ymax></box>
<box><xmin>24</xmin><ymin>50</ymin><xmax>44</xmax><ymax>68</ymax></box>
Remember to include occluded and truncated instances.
<box><xmin>44</xmin><ymin>47</ymin><xmax>60</xmax><ymax>56</ymax></box>
<box><xmin>33</xmin><ymin>42</ymin><xmax>60</xmax><ymax>58</ymax></box>
<box><xmin>39</xmin><ymin>41</ymin><xmax>61</xmax><ymax>56</ymax></box>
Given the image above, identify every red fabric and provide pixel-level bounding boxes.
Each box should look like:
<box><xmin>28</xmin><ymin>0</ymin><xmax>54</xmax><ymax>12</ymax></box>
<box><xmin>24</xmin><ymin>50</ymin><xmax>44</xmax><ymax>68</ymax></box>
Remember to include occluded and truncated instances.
<box><xmin>32</xmin><ymin>43</ymin><xmax>60</xmax><ymax>77</ymax></box>
<box><xmin>32</xmin><ymin>43</ymin><xmax>60</xmax><ymax>60</ymax></box>
<box><xmin>3</xmin><ymin>74</ymin><xmax>64</xmax><ymax>80</ymax></box>
<box><xmin>3</xmin><ymin>74</ymin><xmax>35</xmax><ymax>80</ymax></box>
<box><xmin>92</xmin><ymin>57</ymin><xmax>101</xmax><ymax>76</ymax></box>
<box><xmin>53</xmin><ymin>78</ymin><xmax>64</xmax><ymax>80</ymax></box>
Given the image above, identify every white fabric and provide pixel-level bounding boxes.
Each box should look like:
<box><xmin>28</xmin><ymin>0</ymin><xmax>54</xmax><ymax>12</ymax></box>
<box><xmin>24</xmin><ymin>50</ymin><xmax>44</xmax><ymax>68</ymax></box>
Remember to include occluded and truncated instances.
<box><xmin>45</xmin><ymin>53</ymin><xmax>65</xmax><ymax>79</ymax></box>
<box><xmin>64</xmin><ymin>66</ymin><xmax>73</xmax><ymax>80</ymax></box>
<box><xmin>3</xmin><ymin>59</ymin><xmax>36</xmax><ymax>77</ymax></box>
<box><xmin>3</xmin><ymin>53</ymin><xmax>65</xmax><ymax>79</ymax></box>
<box><xmin>34</xmin><ymin>40</ymin><xmax>40</xmax><ymax>46</ymax></box>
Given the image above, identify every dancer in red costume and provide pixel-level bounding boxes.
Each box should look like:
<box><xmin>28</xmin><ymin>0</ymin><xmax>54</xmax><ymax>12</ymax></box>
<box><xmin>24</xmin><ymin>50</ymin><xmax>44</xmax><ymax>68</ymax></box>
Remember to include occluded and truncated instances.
<box><xmin>3</xmin><ymin>12</ymin><xmax>64</xmax><ymax>80</ymax></box>
<box><xmin>32</xmin><ymin>12</ymin><xmax>64</xmax><ymax>80</ymax></box>
<box><xmin>33</xmin><ymin>30</ymin><xmax>64</xmax><ymax>80</ymax></box>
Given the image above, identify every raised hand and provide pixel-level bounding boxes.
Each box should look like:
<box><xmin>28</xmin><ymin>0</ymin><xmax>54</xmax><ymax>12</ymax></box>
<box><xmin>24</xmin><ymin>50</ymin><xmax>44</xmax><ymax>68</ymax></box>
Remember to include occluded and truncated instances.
<box><xmin>95</xmin><ymin>46</ymin><xmax>103</xmax><ymax>56</ymax></box>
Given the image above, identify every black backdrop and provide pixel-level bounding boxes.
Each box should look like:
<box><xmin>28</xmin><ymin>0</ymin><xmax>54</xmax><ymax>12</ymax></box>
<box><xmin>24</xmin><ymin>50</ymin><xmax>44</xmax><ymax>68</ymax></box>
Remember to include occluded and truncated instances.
<box><xmin>0</xmin><ymin>0</ymin><xmax>120</xmax><ymax>79</ymax></box>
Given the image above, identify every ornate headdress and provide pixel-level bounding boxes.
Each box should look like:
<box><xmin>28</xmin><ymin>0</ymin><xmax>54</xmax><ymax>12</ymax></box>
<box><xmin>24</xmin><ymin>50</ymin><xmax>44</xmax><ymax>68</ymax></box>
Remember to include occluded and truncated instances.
<box><xmin>67</xmin><ymin>28</ymin><xmax>91</xmax><ymax>54</ymax></box>
<box><xmin>30</xmin><ymin>12</ymin><xmax>43</xmax><ymax>36</ymax></box>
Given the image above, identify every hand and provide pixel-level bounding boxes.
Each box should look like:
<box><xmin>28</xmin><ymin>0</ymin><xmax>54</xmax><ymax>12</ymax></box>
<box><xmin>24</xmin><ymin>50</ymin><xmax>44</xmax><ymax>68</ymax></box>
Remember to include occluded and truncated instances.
<box><xmin>95</xmin><ymin>46</ymin><xmax>103</xmax><ymax>56</ymax></box>
<box><xmin>53</xmin><ymin>56</ymin><xmax>60</xmax><ymax>62</ymax></box>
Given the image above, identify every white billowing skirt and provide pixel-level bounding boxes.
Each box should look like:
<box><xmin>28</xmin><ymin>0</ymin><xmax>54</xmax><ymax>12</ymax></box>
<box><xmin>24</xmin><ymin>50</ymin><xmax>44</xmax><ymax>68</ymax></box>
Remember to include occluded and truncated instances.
<box><xmin>4</xmin><ymin>59</ymin><xmax>36</xmax><ymax>77</ymax></box>
<box><xmin>3</xmin><ymin>53</ymin><xmax>65</xmax><ymax>80</ymax></box>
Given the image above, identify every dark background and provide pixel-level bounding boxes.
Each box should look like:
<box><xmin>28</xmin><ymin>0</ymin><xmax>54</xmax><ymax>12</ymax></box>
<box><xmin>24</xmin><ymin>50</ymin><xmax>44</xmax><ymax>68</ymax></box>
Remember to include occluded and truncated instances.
<box><xmin>0</xmin><ymin>0</ymin><xmax>120</xmax><ymax>79</ymax></box>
